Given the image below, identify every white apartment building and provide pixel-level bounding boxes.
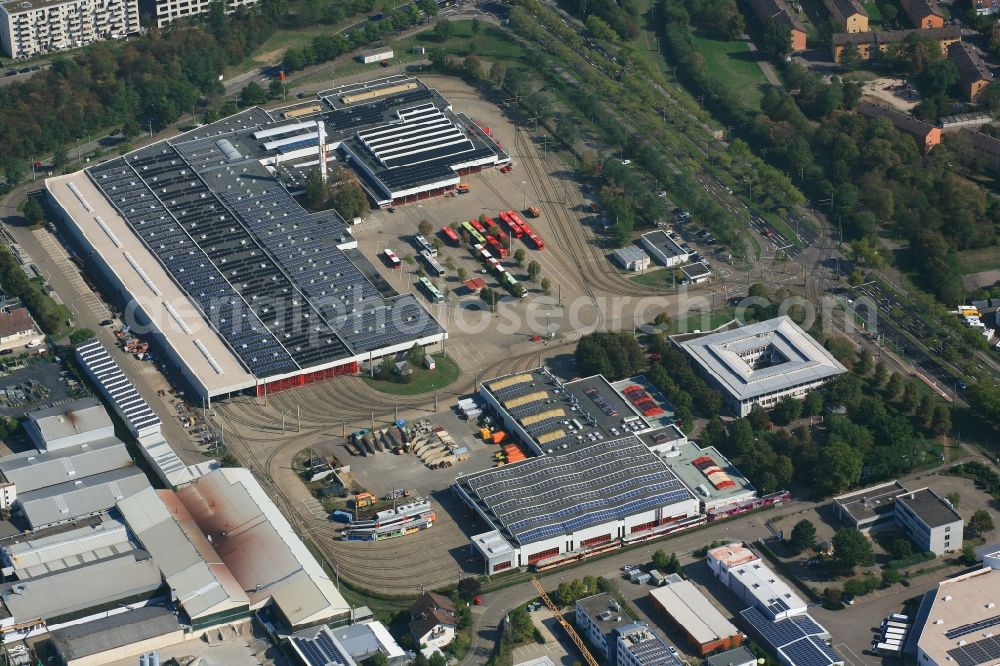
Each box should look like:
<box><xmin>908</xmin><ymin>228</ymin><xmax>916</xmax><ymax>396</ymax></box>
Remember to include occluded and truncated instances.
<box><xmin>895</xmin><ymin>488</ymin><xmax>964</xmax><ymax>555</ymax></box>
<box><xmin>154</xmin><ymin>0</ymin><xmax>258</xmax><ymax>28</ymax></box>
<box><xmin>0</xmin><ymin>0</ymin><xmax>138</xmax><ymax>58</ymax></box>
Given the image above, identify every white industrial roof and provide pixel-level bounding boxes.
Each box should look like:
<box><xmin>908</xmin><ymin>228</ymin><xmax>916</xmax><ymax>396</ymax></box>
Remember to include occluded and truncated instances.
<box><xmin>3</xmin><ymin>515</ymin><xmax>133</xmax><ymax>578</ymax></box>
<box><xmin>678</xmin><ymin>316</ymin><xmax>847</xmax><ymax>401</ymax></box>
<box><xmin>48</xmin><ymin>173</ymin><xmax>256</xmax><ymax>397</ymax></box>
<box><xmin>176</xmin><ymin>468</ymin><xmax>350</xmax><ymax>627</ymax></box>
<box><xmin>730</xmin><ymin>558</ymin><xmax>807</xmax><ymax>619</ymax></box>
<box><xmin>917</xmin><ymin>568</ymin><xmax>1000</xmax><ymax>666</ymax></box>
<box><xmin>0</xmin><ymin>438</ymin><xmax>131</xmax><ymax>494</ymax></box>
<box><xmin>17</xmin><ymin>466</ymin><xmax>151</xmax><ymax>529</ymax></box>
<box><xmin>0</xmin><ymin>550</ymin><xmax>163</xmax><ymax>624</ymax></box>
<box><xmin>116</xmin><ymin>487</ymin><xmax>249</xmax><ymax>621</ymax></box>
<box><xmin>76</xmin><ymin>339</ymin><xmax>216</xmax><ymax>487</ymax></box>
<box><xmin>649</xmin><ymin>580</ymin><xmax>740</xmax><ymax>645</ymax></box>
<box><xmin>26</xmin><ymin>398</ymin><xmax>114</xmax><ymax>449</ymax></box>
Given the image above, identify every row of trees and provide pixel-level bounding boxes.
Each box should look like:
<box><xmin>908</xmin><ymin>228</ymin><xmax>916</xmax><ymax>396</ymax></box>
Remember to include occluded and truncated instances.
<box><xmin>282</xmin><ymin>0</ymin><xmax>439</xmax><ymax>71</ymax></box>
<box><xmin>0</xmin><ymin>0</ymin><xmax>290</xmax><ymax>183</ymax></box>
<box><xmin>0</xmin><ymin>246</ymin><xmax>70</xmax><ymax>333</ymax></box>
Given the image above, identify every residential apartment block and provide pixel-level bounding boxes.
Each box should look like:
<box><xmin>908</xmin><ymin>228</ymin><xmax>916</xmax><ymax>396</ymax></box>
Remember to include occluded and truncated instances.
<box><xmin>824</xmin><ymin>0</ymin><xmax>869</xmax><ymax>33</ymax></box>
<box><xmin>949</xmin><ymin>41</ymin><xmax>993</xmax><ymax>101</ymax></box>
<box><xmin>900</xmin><ymin>0</ymin><xmax>946</xmax><ymax>28</ymax></box>
<box><xmin>831</xmin><ymin>25</ymin><xmax>963</xmax><ymax>62</ymax></box>
<box><xmin>857</xmin><ymin>101</ymin><xmax>942</xmax><ymax>153</ymax></box>
<box><xmin>957</xmin><ymin>128</ymin><xmax>1000</xmax><ymax>174</ymax></box>
<box><xmin>0</xmin><ymin>0</ymin><xmax>138</xmax><ymax>58</ymax></box>
<box><xmin>746</xmin><ymin>0</ymin><xmax>807</xmax><ymax>51</ymax></box>
<box><xmin>154</xmin><ymin>0</ymin><xmax>258</xmax><ymax>27</ymax></box>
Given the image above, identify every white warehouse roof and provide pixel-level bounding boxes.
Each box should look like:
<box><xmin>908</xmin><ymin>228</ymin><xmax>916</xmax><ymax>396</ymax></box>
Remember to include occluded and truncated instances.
<box><xmin>678</xmin><ymin>316</ymin><xmax>846</xmax><ymax>402</ymax></box>
<box><xmin>0</xmin><ymin>438</ymin><xmax>132</xmax><ymax>494</ymax></box>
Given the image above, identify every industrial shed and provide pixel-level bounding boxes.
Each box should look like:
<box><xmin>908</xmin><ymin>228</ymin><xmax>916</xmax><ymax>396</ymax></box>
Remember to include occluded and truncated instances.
<box><xmin>648</xmin><ymin>581</ymin><xmax>743</xmax><ymax>655</ymax></box>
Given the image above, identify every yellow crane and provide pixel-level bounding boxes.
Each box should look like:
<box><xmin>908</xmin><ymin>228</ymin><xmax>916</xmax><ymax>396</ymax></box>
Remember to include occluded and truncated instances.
<box><xmin>530</xmin><ymin>577</ymin><xmax>600</xmax><ymax>666</ymax></box>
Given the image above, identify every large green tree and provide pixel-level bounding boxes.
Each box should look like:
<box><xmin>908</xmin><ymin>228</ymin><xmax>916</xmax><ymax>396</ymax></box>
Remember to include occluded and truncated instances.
<box><xmin>574</xmin><ymin>331</ymin><xmax>645</xmax><ymax>380</ymax></box>
<box><xmin>832</xmin><ymin>528</ymin><xmax>874</xmax><ymax>574</ymax></box>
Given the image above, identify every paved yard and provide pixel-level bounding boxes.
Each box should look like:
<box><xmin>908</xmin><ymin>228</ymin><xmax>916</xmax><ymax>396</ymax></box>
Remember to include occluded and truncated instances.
<box><xmin>512</xmin><ymin>608</ymin><xmax>576</xmax><ymax>666</ymax></box>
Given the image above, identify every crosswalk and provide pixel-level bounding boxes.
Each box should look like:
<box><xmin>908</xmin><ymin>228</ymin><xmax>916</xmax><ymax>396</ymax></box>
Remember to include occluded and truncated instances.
<box><xmin>33</xmin><ymin>229</ymin><xmax>110</xmax><ymax>320</ymax></box>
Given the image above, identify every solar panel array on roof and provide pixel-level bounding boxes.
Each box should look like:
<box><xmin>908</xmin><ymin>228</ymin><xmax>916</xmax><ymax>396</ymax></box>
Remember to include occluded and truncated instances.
<box><xmin>741</xmin><ymin>608</ymin><xmax>842</xmax><ymax>666</ymax></box>
<box><xmin>945</xmin><ymin>614</ymin><xmax>1000</xmax><ymax>640</ymax></box>
<box><xmin>324</xmin><ymin>89</ymin><xmax>436</xmax><ymax>133</ymax></box>
<box><xmin>75</xmin><ymin>340</ymin><xmax>160</xmax><ymax>435</ymax></box>
<box><xmin>291</xmin><ymin>627</ymin><xmax>354</xmax><ymax>666</ymax></box>
<box><xmin>87</xmin><ymin>157</ymin><xmax>297</xmax><ymax>377</ymax></box>
<box><xmin>948</xmin><ymin>635</ymin><xmax>1000</xmax><ymax>666</ymax></box>
<box><xmin>459</xmin><ymin>437</ymin><xmax>693</xmax><ymax>546</ymax></box>
<box><xmin>780</xmin><ymin>636</ymin><xmax>843</xmax><ymax>666</ymax></box>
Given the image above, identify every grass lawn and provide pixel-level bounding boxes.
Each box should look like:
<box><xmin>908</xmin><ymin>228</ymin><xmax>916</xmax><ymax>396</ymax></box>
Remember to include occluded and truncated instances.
<box><xmin>362</xmin><ymin>353</ymin><xmax>459</xmax><ymax>395</ymax></box>
<box><xmin>630</xmin><ymin>268</ymin><xmax>680</xmax><ymax>289</ymax></box>
<box><xmin>958</xmin><ymin>246</ymin><xmax>1000</xmax><ymax>275</ymax></box>
<box><xmin>676</xmin><ymin>306</ymin><xmax>737</xmax><ymax>333</ymax></box>
<box><xmin>689</xmin><ymin>32</ymin><xmax>767</xmax><ymax>109</ymax></box>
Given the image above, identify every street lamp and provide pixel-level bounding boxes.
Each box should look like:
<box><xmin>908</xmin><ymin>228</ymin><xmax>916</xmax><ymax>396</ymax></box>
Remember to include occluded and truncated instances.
<box><xmin>521</xmin><ymin>180</ymin><xmax>527</xmax><ymax>211</ymax></box>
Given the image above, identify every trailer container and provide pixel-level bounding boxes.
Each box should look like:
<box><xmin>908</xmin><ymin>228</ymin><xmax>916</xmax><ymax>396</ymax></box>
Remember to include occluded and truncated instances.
<box><xmin>363</xmin><ymin>433</ymin><xmax>378</xmax><ymax>454</ymax></box>
<box><xmin>872</xmin><ymin>643</ymin><xmax>902</xmax><ymax>656</ymax></box>
<box><xmin>332</xmin><ymin>510</ymin><xmax>354</xmax><ymax>523</ymax></box>
<box><xmin>883</xmin><ymin>622</ymin><xmax>909</xmax><ymax>631</ymax></box>
<box><xmin>464</xmin><ymin>408</ymin><xmax>482</xmax><ymax>420</ymax></box>
<box><xmin>889</xmin><ymin>615</ymin><xmax>910</xmax><ymax>623</ymax></box>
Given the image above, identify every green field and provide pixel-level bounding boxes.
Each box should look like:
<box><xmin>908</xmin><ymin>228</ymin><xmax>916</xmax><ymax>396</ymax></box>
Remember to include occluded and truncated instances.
<box><xmin>361</xmin><ymin>353</ymin><xmax>460</xmax><ymax>395</ymax></box>
<box><xmin>630</xmin><ymin>268</ymin><xmax>681</xmax><ymax>289</ymax></box>
<box><xmin>676</xmin><ymin>306</ymin><xmax>737</xmax><ymax>333</ymax></box>
<box><xmin>958</xmin><ymin>246</ymin><xmax>1000</xmax><ymax>275</ymax></box>
<box><xmin>290</xmin><ymin>21</ymin><xmax>526</xmax><ymax>86</ymax></box>
<box><xmin>689</xmin><ymin>32</ymin><xmax>768</xmax><ymax>108</ymax></box>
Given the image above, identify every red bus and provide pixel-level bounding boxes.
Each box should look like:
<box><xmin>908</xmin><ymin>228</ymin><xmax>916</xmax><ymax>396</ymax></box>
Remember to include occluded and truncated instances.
<box><xmin>486</xmin><ymin>235</ymin><xmax>508</xmax><ymax>259</ymax></box>
<box><xmin>527</xmin><ymin>233</ymin><xmax>545</xmax><ymax>250</ymax></box>
<box><xmin>441</xmin><ymin>226</ymin><xmax>460</xmax><ymax>246</ymax></box>
<box><xmin>508</xmin><ymin>210</ymin><xmax>531</xmax><ymax>233</ymax></box>
<box><xmin>469</xmin><ymin>218</ymin><xmax>487</xmax><ymax>235</ymax></box>
<box><xmin>499</xmin><ymin>211</ymin><xmax>524</xmax><ymax>238</ymax></box>
<box><xmin>483</xmin><ymin>217</ymin><xmax>509</xmax><ymax>243</ymax></box>
<box><xmin>383</xmin><ymin>248</ymin><xmax>401</xmax><ymax>268</ymax></box>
